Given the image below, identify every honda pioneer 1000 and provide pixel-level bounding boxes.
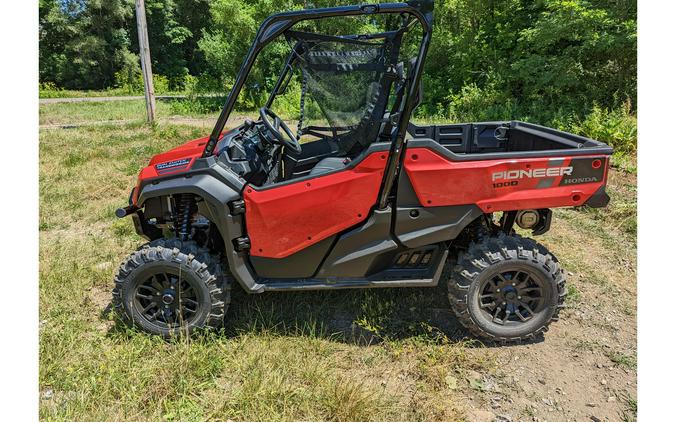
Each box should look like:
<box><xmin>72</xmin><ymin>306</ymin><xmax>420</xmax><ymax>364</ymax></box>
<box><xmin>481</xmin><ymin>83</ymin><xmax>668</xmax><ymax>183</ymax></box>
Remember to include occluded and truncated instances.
<box><xmin>113</xmin><ymin>0</ymin><xmax>612</xmax><ymax>342</ymax></box>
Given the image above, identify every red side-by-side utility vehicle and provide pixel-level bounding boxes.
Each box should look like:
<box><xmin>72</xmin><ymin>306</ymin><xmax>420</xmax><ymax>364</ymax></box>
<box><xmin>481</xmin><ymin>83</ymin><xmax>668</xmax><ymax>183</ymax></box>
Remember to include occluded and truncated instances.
<box><xmin>114</xmin><ymin>0</ymin><xmax>612</xmax><ymax>342</ymax></box>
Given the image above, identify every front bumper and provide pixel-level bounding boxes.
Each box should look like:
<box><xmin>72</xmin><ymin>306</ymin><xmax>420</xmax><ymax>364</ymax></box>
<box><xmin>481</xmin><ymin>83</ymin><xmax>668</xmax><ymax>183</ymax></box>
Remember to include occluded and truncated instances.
<box><xmin>117</xmin><ymin>187</ymin><xmax>161</xmax><ymax>240</ymax></box>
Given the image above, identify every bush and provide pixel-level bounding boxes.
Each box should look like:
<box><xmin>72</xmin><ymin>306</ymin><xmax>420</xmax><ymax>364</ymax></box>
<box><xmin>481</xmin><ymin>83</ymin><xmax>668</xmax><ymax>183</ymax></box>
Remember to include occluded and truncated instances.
<box><xmin>39</xmin><ymin>82</ymin><xmax>64</xmax><ymax>98</ymax></box>
<box><xmin>114</xmin><ymin>50</ymin><xmax>143</xmax><ymax>94</ymax></box>
<box><xmin>445</xmin><ymin>82</ymin><xmax>515</xmax><ymax>123</ymax></box>
<box><xmin>435</xmin><ymin>81</ymin><xmax>637</xmax><ymax>157</ymax></box>
<box><xmin>167</xmin><ymin>97</ymin><xmax>225</xmax><ymax>116</ymax></box>
<box><xmin>570</xmin><ymin>101</ymin><xmax>637</xmax><ymax>154</ymax></box>
<box><xmin>151</xmin><ymin>75</ymin><xmax>170</xmax><ymax>95</ymax></box>
<box><xmin>114</xmin><ymin>70</ymin><xmax>172</xmax><ymax>96</ymax></box>
<box><xmin>185</xmin><ymin>74</ymin><xmax>227</xmax><ymax>96</ymax></box>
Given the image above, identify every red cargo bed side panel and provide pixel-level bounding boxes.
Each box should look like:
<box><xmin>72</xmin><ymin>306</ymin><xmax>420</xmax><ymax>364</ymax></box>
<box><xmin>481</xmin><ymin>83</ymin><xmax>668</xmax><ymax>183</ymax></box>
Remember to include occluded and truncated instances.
<box><xmin>403</xmin><ymin>148</ymin><xmax>609</xmax><ymax>213</ymax></box>
<box><xmin>244</xmin><ymin>152</ymin><xmax>389</xmax><ymax>259</ymax></box>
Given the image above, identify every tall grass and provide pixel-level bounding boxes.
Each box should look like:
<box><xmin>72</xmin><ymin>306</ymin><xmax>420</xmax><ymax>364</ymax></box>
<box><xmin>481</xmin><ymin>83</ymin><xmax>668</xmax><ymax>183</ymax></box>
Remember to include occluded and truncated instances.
<box><xmin>431</xmin><ymin>83</ymin><xmax>637</xmax><ymax>156</ymax></box>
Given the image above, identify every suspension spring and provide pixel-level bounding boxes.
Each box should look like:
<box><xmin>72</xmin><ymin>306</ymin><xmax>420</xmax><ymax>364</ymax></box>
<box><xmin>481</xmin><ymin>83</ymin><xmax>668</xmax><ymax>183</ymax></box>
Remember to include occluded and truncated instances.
<box><xmin>174</xmin><ymin>194</ymin><xmax>196</xmax><ymax>241</ymax></box>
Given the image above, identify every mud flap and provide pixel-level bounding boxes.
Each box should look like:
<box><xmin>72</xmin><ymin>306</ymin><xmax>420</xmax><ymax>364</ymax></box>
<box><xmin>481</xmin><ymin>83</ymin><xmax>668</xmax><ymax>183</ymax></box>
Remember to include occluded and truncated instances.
<box><xmin>584</xmin><ymin>185</ymin><xmax>611</xmax><ymax>208</ymax></box>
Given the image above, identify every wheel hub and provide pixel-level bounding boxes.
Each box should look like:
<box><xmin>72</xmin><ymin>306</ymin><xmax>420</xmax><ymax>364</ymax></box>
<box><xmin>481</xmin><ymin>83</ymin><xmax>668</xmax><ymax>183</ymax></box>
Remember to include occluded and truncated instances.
<box><xmin>478</xmin><ymin>269</ymin><xmax>545</xmax><ymax>325</ymax></box>
<box><xmin>161</xmin><ymin>291</ymin><xmax>175</xmax><ymax>305</ymax></box>
<box><xmin>133</xmin><ymin>271</ymin><xmax>201</xmax><ymax>328</ymax></box>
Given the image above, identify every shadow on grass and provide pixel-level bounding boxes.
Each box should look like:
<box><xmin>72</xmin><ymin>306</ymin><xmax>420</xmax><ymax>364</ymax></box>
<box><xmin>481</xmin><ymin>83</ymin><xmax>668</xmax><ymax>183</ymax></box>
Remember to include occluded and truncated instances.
<box><xmin>220</xmin><ymin>284</ymin><xmax>544</xmax><ymax>348</ymax></box>
<box><xmin>102</xmin><ymin>282</ymin><xmax>474</xmax><ymax>345</ymax></box>
<box><xmin>221</xmin><ymin>283</ymin><xmax>469</xmax><ymax>345</ymax></box>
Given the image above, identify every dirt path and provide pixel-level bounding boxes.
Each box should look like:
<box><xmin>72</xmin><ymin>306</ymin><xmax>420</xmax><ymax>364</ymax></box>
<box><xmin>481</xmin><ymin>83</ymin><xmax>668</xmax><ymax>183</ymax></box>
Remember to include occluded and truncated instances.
<box><xmin>39</xmin><ymin>115</ymin><xmax>272</xmax><ymax>130</ymax></box>
<box><xmin>39</xmin><ymin>94</ymin><xmax>227</xmax><ymax>104</ymax></box>
<box><xmin>457</xmin><ymin>172</ymin><xmax>637</xmax><ymax>421</ymax></box>
<box><xmin>462</xmin><ymin>300</ymin><xmax>636</xmax><ymax>421</ymax></box>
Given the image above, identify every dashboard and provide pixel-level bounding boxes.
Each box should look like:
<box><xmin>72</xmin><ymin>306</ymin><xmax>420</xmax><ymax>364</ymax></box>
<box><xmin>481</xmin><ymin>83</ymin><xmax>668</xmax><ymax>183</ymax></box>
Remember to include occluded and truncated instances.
<box><xmin>215</xmin><ymin>120</ymin><xmax>282</xmax><ymax>186</ymax></box>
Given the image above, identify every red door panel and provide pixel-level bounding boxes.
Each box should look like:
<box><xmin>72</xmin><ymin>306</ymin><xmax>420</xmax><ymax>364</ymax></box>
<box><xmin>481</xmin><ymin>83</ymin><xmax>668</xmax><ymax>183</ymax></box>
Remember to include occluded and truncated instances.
<box><xmin>244</xmin><ymin>152</ymin><xmax>389</xmax><ymax>258</ymax></box>
<box><xmin>403</xmin><ymin>148</ymin><xmax>609</xmax><ymax>213</ymax></box>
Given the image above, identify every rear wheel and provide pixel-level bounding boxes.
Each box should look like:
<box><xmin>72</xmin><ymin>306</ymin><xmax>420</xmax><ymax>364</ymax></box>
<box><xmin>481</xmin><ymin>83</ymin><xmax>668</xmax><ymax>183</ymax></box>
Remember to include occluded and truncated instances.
<box><xmin>446</xmin><ymin>234</ymin><xmax>566</xmax><ymax>343</ymax></box>
<box><xmin>112</xmin><ymin>238</ymin><xmax>230</xmax><ymax>337</ymax></box>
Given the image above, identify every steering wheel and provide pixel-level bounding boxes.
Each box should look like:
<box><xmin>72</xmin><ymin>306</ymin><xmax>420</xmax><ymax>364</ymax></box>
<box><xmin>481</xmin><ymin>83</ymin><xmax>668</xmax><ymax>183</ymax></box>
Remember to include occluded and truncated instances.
<box><xmin>259</xmin><ymin>107</ymin><xmax>302</xmax><ymax>154</ymax></box>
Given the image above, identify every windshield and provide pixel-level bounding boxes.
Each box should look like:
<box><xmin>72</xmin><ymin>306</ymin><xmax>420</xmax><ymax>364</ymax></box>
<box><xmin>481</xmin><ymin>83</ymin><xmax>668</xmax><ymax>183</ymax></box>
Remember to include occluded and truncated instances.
<box><xmin>264</xmin><ymin>27</ymin><xmax>407</xmax><ymax>156</ymax></box>
<box><xmin>285</xmin><ymin>31</ymin><xmax>395</xmax><ymax>135</ymax></box>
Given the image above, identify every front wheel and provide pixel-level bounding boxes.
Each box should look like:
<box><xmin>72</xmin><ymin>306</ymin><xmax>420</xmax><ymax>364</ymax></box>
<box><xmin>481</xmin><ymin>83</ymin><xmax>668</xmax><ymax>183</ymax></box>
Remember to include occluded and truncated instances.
<box><xmin>112</xmin><ymin>238</ymin><xmax>231</xmax><ymax>337</ymax></box>
<box><xmin>446</xmin><ymin>234</ymin><xmax>566</xmax><ymax>343</ymax></box>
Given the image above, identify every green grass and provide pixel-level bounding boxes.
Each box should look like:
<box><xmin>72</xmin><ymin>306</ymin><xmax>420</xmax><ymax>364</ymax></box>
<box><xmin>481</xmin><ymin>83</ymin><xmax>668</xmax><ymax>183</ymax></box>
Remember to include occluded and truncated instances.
<box><xmin>38</xmin><ymin>98</ymin><xmax>248</xmax><ymax>127</ymax></box>
<box><xmin>40</xmin><ymin>121</ymin><xmax>479</xmax><ymax>421</ymax></box>
<box><xmin>577</xmin><ymin>167</ymin><xmax>637</xmax><ymax>240</ymax></box>
<box><xmin>39</xmin><ymin>100</ymin><xmax>151</xmax><ymax>126</ymax></box>
<box><xmin>39</xmin><ymin>101</ymin><xmax>636</xmax><ymax>421</ymax></box>
<box><xmin>620</xmin><ymin>393</ymin><xmax>637</xmax><ymax>422</ymax></box>
<box><xmin>39</xmin><ymin>87</ymin><xmax>140</xmax><ymax>98</ymax></box>
<box><xmin>38</xmin><ymin>84</ymin><xmax>187</xmax><ymax>99</ymax></box>
<box><xmin>607</xmin><ymin>351</ymin><xmax>637</xmax><ymax>370</ymax></box>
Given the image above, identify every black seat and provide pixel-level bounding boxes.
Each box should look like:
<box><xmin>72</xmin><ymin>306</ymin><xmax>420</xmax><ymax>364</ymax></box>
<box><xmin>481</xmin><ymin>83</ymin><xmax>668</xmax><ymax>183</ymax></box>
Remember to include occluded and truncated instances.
<box><xmin>308</xmin><ymin>157</ymin><xmax>351</xmax><ymax>176</ymax></box>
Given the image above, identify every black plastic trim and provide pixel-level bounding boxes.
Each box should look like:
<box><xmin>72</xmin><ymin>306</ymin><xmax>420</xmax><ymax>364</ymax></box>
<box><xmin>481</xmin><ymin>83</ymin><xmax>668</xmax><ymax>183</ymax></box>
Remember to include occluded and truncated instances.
<box><xmin>131</xmin><ymin>210</ymin><xmax>162</xmax><ymax>241</ymax></box>
<box><xmin>532</xmin><ymin>209</ymin><xmax>553</xmax><ymax>236</ymax></box>
<box><xmin>406</xmin><ymin>132</ymin><xmax>613</xmax><ymax>162</ymax></box>
<box><xmin>259</xmin><ymin>277</ymin><xmax>436</xmax><ymax>291</ymax></box>
<box><xmin>259</xmin><ymin>248</ymin><xmax>448</xmax><ymax>292</ymax></box>
<box><xmin>249</xmin><ymin>236</ymin><xmax>337</xmax><ymax>278</ymax></box>
<box><xmin>395</xmin><ymin>205</ymin><xmax>483</xmax><ymax>248</ymax></box>
<box><xmin>138</xmin><ymin>156</ymin><xmax>246</xmax><ymax>196</ymax></box>
<box><xmin>584</xmin><ymin>185</ymin><xmax>611</xmax><ymax>208</ymax></box>
<box><xmin>316</xmin><ymin>208</ymin><xmax>398</xmax><ymax>278</ymax></box>
<box><xmin>394</xmin><ymin>169</ymin><xmax>484</xmax><ymax>247</ymax></box>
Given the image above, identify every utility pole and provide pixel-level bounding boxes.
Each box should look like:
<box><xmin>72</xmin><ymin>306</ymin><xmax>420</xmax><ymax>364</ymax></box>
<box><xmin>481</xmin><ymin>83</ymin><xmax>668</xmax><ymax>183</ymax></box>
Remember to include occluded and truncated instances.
<box><xmin>135</xmin><ymin>0</ymin><xmax>156</xmax><ymax>123</ymax></box>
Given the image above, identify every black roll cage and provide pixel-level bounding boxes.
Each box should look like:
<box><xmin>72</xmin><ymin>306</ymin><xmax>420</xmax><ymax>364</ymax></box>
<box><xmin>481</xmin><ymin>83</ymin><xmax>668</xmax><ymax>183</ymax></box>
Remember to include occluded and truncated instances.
<box><xmin>202</xmin><ymin>0</ymin><xmax>434</xmax><ymax>210</ymax></box>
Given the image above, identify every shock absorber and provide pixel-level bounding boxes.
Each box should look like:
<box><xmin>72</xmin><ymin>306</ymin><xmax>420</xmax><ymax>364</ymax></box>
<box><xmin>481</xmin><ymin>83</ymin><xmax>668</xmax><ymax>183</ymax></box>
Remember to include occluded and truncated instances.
<box><xmin>173</xmin><ymin>194</ymin><xmax>196</xmax><ymax>241</ymax></box>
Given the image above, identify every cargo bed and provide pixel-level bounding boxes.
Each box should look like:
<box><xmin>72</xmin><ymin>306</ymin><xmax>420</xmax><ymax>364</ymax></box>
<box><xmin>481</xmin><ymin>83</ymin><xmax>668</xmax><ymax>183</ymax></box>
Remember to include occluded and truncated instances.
<box><xmin>407</xmin><ymin>120</ymin><xmax>613</xmax><ymax>159</ymax></box>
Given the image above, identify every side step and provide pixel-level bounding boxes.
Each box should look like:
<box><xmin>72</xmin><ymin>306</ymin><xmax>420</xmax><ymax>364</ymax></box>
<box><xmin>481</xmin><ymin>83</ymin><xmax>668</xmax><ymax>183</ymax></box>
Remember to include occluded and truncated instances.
<box><xmin>258</xmin><ymin>249</ymin><xmax>448</xmax><ymax>292</ymax></box>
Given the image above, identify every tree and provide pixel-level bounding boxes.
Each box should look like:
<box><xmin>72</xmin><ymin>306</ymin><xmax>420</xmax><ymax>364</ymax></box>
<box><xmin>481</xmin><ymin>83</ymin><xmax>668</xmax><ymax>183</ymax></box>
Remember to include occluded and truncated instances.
<box><xmin>126</xmin><ymin>0</ymin><xmax>212</xmax><ymax>89</ymax></box>
<box><xmin>39</xmin><ymin>0</ymin><xmax>637</xmax><ymax>120</ymax></box>
<box><xmin>510</xmin><ymin>0</ymin><xmax>637</xmax><ymax>111</ymax></box>
<box><xmin>39</xmin><ymin>0</ymin><xmax>136</xmax><ymax>90</ymax></box>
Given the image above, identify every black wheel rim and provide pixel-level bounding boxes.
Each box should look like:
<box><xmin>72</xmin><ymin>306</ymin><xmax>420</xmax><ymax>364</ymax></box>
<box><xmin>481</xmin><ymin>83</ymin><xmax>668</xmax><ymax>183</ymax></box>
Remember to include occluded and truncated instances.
<box><xmin>133</xmin><ymin>271</ymin><xmax>201</xmax><ymax>329</ymax></box>
<box><xmin>478</xmin><ymin>269</ymin><xmax>546</xmax><ymax>326</ymax></box>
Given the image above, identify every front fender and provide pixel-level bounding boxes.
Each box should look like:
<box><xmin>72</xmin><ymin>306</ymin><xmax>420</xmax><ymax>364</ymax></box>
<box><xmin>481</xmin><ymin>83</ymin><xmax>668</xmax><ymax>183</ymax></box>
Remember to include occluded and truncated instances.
<box><xmin>138</xmin><ymin>173</ymin><xmax>238</xmax><ymax>216</ymax></box>
<box><xmin>135</xmin><ymin>171</ymin><xmax>263</xmax><ymax>293</ymax></box>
